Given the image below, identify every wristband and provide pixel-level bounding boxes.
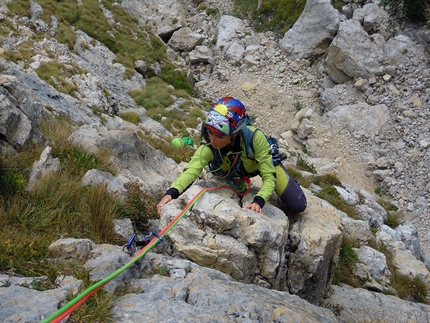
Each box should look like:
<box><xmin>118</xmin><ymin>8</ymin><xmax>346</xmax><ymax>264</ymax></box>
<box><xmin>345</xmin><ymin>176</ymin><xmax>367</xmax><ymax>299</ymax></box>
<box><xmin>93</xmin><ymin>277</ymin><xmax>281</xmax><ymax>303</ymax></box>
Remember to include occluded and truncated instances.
<box><xmin>252</xmin><ymin>196</ymin><xmax>265</xmax><ymax>208</ymax></box>
<box><xmin>165</xmin><ymin>188</ymin><xmax>179</xmax><ymax>199</ymax></box>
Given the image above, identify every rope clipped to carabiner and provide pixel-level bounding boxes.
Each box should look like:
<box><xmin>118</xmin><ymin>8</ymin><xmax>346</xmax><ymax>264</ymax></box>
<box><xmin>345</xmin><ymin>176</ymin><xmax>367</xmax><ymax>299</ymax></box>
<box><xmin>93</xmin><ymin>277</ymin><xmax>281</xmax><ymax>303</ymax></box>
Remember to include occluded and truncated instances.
<box><xmin>122</xmin><ymin>232</ymin><xmax>163</xmax><ymax>257</ymax></box>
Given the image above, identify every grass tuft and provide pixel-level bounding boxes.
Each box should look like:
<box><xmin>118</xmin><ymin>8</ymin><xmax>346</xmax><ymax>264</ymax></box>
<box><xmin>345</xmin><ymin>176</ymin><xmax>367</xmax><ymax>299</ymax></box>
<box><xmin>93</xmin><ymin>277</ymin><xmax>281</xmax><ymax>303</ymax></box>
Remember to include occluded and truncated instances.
<box><xmin>392</xmin><ymin>273</ymin><xmax>428</xmax><ymax>303</ymax></box>
<box><xmin>119</xmin><ymin>111</ymin><xmax>142</xmax><ymax>125</ymax></box>
<box><xmin>332</xmin><ymin>237</ymin><xmax>360</xmax><ymax>287</ymax></box>
<box><xmin>35</xmin><ymin>62</ymin><xmax>80</xmax><ymax>97</ymax></box>
<box><xmin>129</xmin><ymin>77</ymin><xmax>174</xmax><ymax>110</ymax></box>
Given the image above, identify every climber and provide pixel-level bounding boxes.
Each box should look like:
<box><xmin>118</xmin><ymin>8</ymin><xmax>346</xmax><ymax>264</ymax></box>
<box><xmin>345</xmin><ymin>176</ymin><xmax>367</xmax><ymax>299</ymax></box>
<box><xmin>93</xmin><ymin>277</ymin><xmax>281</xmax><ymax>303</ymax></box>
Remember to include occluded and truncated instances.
<box><xmin>157</xmin><ymin>96</ymin><xmax>307</xmax><ymax>216</ymax></box>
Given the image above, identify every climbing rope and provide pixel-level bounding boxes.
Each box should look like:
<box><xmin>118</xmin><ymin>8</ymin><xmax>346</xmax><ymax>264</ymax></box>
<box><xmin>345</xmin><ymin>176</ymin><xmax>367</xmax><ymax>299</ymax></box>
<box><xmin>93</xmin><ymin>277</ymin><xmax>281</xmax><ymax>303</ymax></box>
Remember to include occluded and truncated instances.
<box><xmin>41</xmin><ymin>182</ymin><xmax>250</xmax><ymax>323</ymax></box>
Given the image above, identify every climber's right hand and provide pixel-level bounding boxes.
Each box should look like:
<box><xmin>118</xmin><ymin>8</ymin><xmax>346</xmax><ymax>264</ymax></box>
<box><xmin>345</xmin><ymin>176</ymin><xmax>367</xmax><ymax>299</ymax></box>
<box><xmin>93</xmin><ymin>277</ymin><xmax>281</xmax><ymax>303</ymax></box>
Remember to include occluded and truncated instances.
<box><xmin>157</xmin><ymin>195</ymin><xmax>173</xmax><ymax>215</ymax></box>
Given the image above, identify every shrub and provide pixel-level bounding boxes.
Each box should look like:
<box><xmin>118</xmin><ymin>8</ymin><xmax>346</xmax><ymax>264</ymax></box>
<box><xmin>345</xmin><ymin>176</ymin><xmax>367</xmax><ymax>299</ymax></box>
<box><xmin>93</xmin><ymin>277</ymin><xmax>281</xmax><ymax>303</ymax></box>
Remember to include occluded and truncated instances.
<box><xmin>234</xmin><ymin>0</ymin><xmax>306</xmax><ymax>38</ymax></box>
<box><xmin>116</xmin><ymin>181</ymin><xmax>159</xmax><ymax>233</ymax></box>
<box><xmin>6</xmin><ymin>0</ymin><xmax>31</xmax><ymax>17</ymax></box>
<box><xmin>161</xmin><ymin>66</ymin><xmax>194</xmax><ymax>94</ymax></box>
<box><xmin>38</xmin><ymin>114</ymin><xmax>75</xmax><ymax>144</ymax></box>
<box><xmin>332</xmin><ymin>0</ymin><xmax>344</xmax><ymax>11</ymax></box>
<box><xmin>382</xmin><ymin>0</ymin><xmax>430</xmax><ymax>23</ymax></box>
<box><xmin>296</xmin><ymin>157</ymin><xmax>316</xmax><ymax>174</ymax></box>
<box><xmin>385</xmin><ymin>211</ymin><xmax>402</xmax><ymax>228</ymax></box>
<box><xmin>154</xmin><ymin>264</ymin><xmax>170</xmax><ymax>276</ymax></box>
<box><xmin>370</xmin><ymin>241</ymin><xmax>429</xmax><ymax>304</ymax></box>
<box><xmin>316</xmin><ymin>186</ymin><xmax>357</xmax><ymax>218</ymax></box>
<box><xmin>403</xmin><ymin>0</ymin><xmax>429</xmax><ymax>23</ymax></box>
<box><xmin>295</xmin><ymin>173</ymin><xmax>357</xmax><ymax>218</ymax></box>
<box><xmin>0</xmin><ymin>161</ymin><xmax>27</xmax><ymax>198</ymax></box>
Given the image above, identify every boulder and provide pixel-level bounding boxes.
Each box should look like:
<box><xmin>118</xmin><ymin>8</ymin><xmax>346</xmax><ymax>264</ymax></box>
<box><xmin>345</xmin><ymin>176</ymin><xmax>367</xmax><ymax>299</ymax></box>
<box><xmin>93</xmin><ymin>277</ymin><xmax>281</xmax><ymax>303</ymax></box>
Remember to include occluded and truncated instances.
<box><xmin>325</xmin><ymin>20</ymin><xmax>384</xmax><ymax>83</ymax></box>
<box><xmin>280</xmin><ymin>0</ymin><xmax>342</xmax><ymax>59</ymax></box>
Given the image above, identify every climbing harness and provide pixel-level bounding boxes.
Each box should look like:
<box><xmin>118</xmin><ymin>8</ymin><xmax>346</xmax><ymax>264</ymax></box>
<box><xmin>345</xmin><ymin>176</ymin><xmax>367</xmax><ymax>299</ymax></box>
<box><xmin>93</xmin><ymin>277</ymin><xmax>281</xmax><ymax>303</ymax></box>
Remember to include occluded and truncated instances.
<box><xmin>41</xmin><ymin>183</ymin><xmax>248</xmax><ymax>323</ymax></box>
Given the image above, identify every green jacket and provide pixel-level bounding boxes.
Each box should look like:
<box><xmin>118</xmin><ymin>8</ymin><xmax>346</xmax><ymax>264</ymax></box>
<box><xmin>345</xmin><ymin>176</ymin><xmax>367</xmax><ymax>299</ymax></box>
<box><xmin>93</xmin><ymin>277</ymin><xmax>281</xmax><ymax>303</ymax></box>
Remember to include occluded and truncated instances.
<box><xmin>168</xmin><ymin>126</ymin><xmax>276</xmax><ymax>206</ymax></box>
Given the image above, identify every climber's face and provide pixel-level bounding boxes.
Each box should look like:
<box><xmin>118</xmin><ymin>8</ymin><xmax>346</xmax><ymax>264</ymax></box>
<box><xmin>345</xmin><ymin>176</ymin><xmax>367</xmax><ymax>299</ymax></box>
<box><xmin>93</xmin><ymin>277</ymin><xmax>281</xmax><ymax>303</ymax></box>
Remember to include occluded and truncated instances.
<box><xmin>208</xmin><ymin>130</ymin><xmax>231</xmax><ymax>149</ymax></box>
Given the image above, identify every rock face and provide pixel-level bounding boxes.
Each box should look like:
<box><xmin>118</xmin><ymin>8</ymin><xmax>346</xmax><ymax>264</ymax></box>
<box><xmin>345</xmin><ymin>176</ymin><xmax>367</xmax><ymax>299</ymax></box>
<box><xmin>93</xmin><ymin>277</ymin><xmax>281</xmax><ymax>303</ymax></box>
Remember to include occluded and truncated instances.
<box><xmin>1</xmin><ymin>0</ymin><xmax>430</xmax><ymax>321</ymax></box>
<box><xmin>67</xmin><ymin>123</ymin><xmax>180</xmax><ymax>194</ymax></box>
<box><xmin>0</xmin><ymin>75</ymin><xmax>49</xmax><ymax>150</ymax></box>
<box><xmin>160</xmin><ymin>184</ymin><xmax>290</xmax><ymax>290</ymax></box>
<box><xmin>113</xmin><ymin>254</ymin><xmax>339</xmax><ymax>323</ymax></box>
<box><xmin>26</xmin><ymin>146</ymin><xmax>60</xmax><ymax>191</ymax></box>
<box><xmin>121</xmin><ymin>0</ymin><xmax>186</xmax><ymax>39</ymax></box>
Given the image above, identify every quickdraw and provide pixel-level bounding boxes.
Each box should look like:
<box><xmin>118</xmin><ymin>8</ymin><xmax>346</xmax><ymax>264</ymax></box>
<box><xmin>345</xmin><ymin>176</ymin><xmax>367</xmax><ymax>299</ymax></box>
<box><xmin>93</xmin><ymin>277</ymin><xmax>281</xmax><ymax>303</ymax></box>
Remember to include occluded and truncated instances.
<box><xmin>122</xmin><ymin>232</ymin><xmax>163</xmax><ymax>257</ymax></box>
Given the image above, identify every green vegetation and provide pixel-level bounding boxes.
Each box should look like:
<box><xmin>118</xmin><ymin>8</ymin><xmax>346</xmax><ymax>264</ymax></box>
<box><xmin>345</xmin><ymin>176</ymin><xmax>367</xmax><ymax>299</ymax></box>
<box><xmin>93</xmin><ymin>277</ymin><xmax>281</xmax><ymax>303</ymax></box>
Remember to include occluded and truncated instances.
<box><xmin>293</xmin><ymin>94</ymin><xmax>304</xmax><ymax>111</ymax></box>
<box><xmin>116</xmin><ymin>181</ymin><xmax>159</xmax><ymax>233</ymax></box>
<box><xmin>154</xmin><ymin>264</ymin><xmax>170</xmax><ymax>276</ymax></box>
<box><xmin>206</xmin><ymin>7</ymin><xmax>219</xmax><ymax>16</ymax></box>
<box><xmin>129</xmin><ymin>77</ymin><xmax>204</xmax><ymax>136</ymax></box>
<box><xmin>332</xmin><ymin>0</ymin><xmax>345</xmax><ymax>11</ymax></box>
<box><xmin>377</xmin><ymin>196</ymin><xmax>402</xmax><ymax>229</ymax></box>
<box><xmin>316</xmin><ymin>186</ymin><xmax>358</xmax><ymax>218</ymax></box>
<box><xmin>119</xmin><ymin>111</ymin><xmax>142</xmax><ymax>125</ymax></box>
<box><xmin>289</xmin><ymin>170</ymin><xmax>358</xmax><ymax>218</ymax></box>
<box><xmin>296</xmin><ymin>157</ymin><xmax>316</xmax><ymax>174</ymax></box>
<box><xmin>35</xmin><ymin>61</ymin><xmax>80</xmax><ymax>97</ymax></box>
<box><xmin>3</xmin><ymin>0</ymin><xmax>192</xmax><ymax>92</ymax></box>
<box><xmin>4</xmin><ymin>0</ymin><xmax>31</xmax><ymax>17</ymax></box>
<box><xmin>334</xmin><ymin>236</ymin><xmax>428</xmax><ymax>304</ymax></box>
<box><xmin>370</xmin><ymin>241</ymin><xmax>429</xmax><ymax>304</ymax></box>
<box><xmin>0</xmin><ymin>115</ymin><xmax>159</xmax><ymax>320</ymax></box>
<box><xmin>381</xmin><ymin>0</ymin><xmax>430</xmax><ymax>24</ymax></box>
<box><xmin>129</xmin><ymin>77</ymin><xmax>175</xmax><ymax>110</ymax></box>
<box><xmin>66</xmin><ymin>268</ymin><xmax>117</xmax><ymax>322</ymax></box>
<box><xmin>233</xmin><ymin>0</ymin><xmax>306</xmax><ymax>38</ymax></box>
<box><xmin>392</xmin><ymin>273</ymin><xmax>428</xmax><ymax>303</ymax></box>
<box><xmin>384</xmin><ymin>211</ymin><xmax>402</xmax><ymax>228</ymax></box>
<box><xmin>292</xmin><ymin>78</ymin><xmax>308</xmax><ymax>86</ymax></box>
<box><xmin>160</xmin><ymin>64</ymin><xmax>193</xmax><ymax>95</ymax></box>
<box><xmin>333</xmin><ymin>238</ymin><xmax>360</xmax><ymax>286</ymax></box>
<box><xmin>294</xmin><ymin>100</ymin><xmax>303</xmax><ymax>112</ymax></box>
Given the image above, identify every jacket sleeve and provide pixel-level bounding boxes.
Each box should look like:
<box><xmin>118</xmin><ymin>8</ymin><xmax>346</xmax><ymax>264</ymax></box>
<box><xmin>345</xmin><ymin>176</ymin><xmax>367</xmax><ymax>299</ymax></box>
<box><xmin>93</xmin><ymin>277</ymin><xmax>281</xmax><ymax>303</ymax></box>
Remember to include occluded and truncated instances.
<box><xmin>169</xmin><ymin>144</ymin><xmax>214</xmax><ymax>196</ymax></box>
<box><xmin>251</xmin><ymin>130</ymin><xmax>276</xmax><ymax>205</ymax></box>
